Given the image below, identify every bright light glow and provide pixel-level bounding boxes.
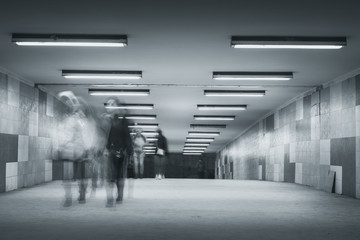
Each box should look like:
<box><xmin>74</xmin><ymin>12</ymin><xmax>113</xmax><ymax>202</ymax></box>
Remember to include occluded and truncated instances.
<box><xmin>194</xmin><ymin>116</ymin><xmax>235</xmax><ymax>121</ymax></box>
<box><xmin>183</xmin><ymin>147</ymin><xmax>207</xmax><ymax>150</ymax></box>
<box><xmin>184</xmin><ymin>143</ymin><xmax>210</xmax><ymax>147</ymax></box>
<box><xmin>232</xmin><ymin>44</ymin><xmax>343</xmax><ymax>49</ymax></box>
<box><xmin>125</xmin><ymin>115</ymin><xmax>156</xmax><ymax>120</ymax></box>
<box><xmin>105</xmin><ymin>105</ymin><xmax>153</xmax><ymax>110</ymax></box>
<box><xmin>144</xmin><ymin>146</ymin><xmax>156</xmax><ymax>149</ymax></box>
<box><xmin>64</xmin><ymin>75</ymin><xmax>141</xmax><ymax>79</ymax></box>
<box><xmin>147</xmin><ymin>138</ymin><xmax>158</xmax><ymax>141</ymax></box>
<box><xmin>197</xmin><ymin>105</ymin><xmax>247</xmax><ymax>111</ymax></box>
<box><xmin>183</xmin><ymin>153</ymin><xmax>202</xmax><ymax>155</ymax></box>
<box><xmin>15</xmin><ymin>42</ymin><xmax>127</xmax><ymax>47</ymax></box>
<box><xmin>186</xmin><ymin>138</ymin><xmax>214</xmax><ymax>142</ymax></box>
<box><xmin>129</xmin><ymin>124</ymin><xmax>158</xmax><ymax>129</ymax></box>
<box><xmin>204</xmin><ymin>92</ymin><xmax>265</xmax><ymax>97</ymax></box>
<box><xmin>214</xmin><ymin>77</ymin><xmax>291</xmax><ymax>80</ymax></box>
<box><xmin>188</xmin><ymin>132</ymin><xmax>220</xmax><ymax>136</ymax></box>
<box><xmin>90</xmin><ymin>91</ymin><xmax>149</xmax><ymax>96</ymax></box>
<box><xmin>142</xmin><ymin>132</ymin><xmax>159</xmax><ymax>136</ymax></box>
<box><xmin>183</xmin><ymin>150</ymin><xmax>205</xmax><ymax>153</ymax></box>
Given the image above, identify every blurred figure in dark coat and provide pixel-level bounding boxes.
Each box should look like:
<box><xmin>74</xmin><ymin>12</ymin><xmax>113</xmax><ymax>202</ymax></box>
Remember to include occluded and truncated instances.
<box><xmin>104</xmin><ymin>98</ymin><xmax>133</xmax><ymax>207</ymax></box>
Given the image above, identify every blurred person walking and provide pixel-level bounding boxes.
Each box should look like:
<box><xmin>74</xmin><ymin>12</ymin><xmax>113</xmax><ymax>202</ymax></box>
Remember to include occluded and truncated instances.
<box><xmin>104</xmin><ymin>98</ymin><xmax>133</xmax><ymax>207</ymax></box>
<box><xmin>132</xmin><ymin>129</ymin><xmax>147</xmax><ymax>179</ymax></box>
<box><xmin>154</xmin><ymin>128</ymin><xmax>168</xmax><ymax>180</ymax></box>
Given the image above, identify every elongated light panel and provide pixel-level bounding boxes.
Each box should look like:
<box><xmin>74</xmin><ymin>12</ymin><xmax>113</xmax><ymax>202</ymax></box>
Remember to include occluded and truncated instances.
<box><xmin>63</xmin><ymin>70</ymin><xmax>142</xmax><ymax>79</ymax></box>
<box><xmin>12</xmin><ymin>33</ymin><xmax>127</xmax><ymax>47</ymax></box>
<box><xmin>105</xmin><ymin>104</ymin><xmax>154</xmax><ymax>110</ymax></box>
<box><xmin>194</xmin><ymin>115</ymin><xmax>235</xmax><ymax>121</ymax></box>
<box><xmin>188</xmin><ymin>131</ymin><xmax>220</xmax><ymax>136</ymax></box>
<box><xmin>89</xmin><ymin>89</ymin><xmax>149</xmax><ymax>96</ymax></box>
<box><xmin>231</xmin><ymin>36</ymin><xmax>347</xmax><ymax>49</ymax></box>
<box><xmin>197</xmin><ymin>105</ymin><xmax>247</xmax><ymax>111</ymax></box>
<box><xmin>213</xmin><ymin>71</ymin><xmax>293</xmax><ymax>81</ymax></box>
<box><xmin>204</xmin><ymin>90</ymin><xmax>265</xmax><ymax>97</ymax></box>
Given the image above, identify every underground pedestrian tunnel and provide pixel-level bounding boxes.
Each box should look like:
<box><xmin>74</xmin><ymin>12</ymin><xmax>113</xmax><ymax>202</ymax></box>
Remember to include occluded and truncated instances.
<box><xmin>1</xmin><ymin>1</ymin><xmax>360</xmax><ymax>240</ymax></box>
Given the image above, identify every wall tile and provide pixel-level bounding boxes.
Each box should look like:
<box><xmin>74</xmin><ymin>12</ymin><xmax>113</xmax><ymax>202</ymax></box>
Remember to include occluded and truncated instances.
<box><xmin>18</xmin><ymin>135</ymin><xmax>29</xmax><ymax>162</ymax></box>
<box><xmin>342</xmin><ymin>77</ymin><xmax>356</xmax><ymax>109</ymax></box>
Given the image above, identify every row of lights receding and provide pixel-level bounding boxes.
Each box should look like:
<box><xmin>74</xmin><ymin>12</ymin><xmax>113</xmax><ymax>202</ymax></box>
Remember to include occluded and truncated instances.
<box><xmin>13</xmin><ymin>34</ymin><xmax>347</xmax><ymax>155</ymax></box>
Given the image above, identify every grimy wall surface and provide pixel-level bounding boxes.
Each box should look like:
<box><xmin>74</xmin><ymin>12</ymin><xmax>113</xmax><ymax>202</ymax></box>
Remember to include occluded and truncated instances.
<box><xmin>0</xmin><ymin>71</ymin><xmax>67</xmax><ymax>192</ymax></box>
<box><xmin>217</xmin><ymin>74</ymin><xmax>360</xmax><ymax>199</ymax></box>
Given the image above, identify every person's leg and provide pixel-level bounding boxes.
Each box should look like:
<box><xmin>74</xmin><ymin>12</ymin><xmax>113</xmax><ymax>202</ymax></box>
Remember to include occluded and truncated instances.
<box><xmin>133</xmin><ymin>152</ymin><xmax>139</xmax><ymax>179</ymax></box>
<box><xmin>160</xmin><ymin>156</ymin><xmax>166</xmax><ymax>179</ymax></box>
<box><xmin>154</xmin><ymin>155</ymin><xmax>160</xmax><ymax>179</ymax></box>
<box><xmin>105</xmin><ymin>152</ymin><xmax>116</xmax><ymax>207</ymax></box>
<box><xmin>78</xmin><ymin>161</ymin><xmax>88</xmax><ymax>203</ymax></box>
<box><xmin>139</xmin><ymin>152</ymin><xmax>145</xmax><ymax>178</ymax></box>
<box><xmin>62</xmin><ymin>160</ymin><xmax>73</xmax><ymax>207</ymax></box>
<box><xmin>115</xmin><ymin>157</ymin><xmax>125</xmax><ymax>203</ymax></box>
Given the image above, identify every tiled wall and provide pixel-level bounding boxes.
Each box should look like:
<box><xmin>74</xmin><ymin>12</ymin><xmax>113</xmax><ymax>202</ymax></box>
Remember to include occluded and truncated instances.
<box><xmin>0</xmin><ymin>71</ymin><xmax>66</xmax><ymax>192</ymax></box>
<box><xmin>217</xmin><ymin>74</ymin><xmax>360</xmax><ymax>199</ymax></box>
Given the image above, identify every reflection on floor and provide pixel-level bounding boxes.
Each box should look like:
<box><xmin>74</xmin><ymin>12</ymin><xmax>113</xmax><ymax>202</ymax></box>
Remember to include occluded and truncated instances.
<box><xmin>0</xmin><ymin>179</ymin><xmax>360</xmax><ymax>240</ymax></box>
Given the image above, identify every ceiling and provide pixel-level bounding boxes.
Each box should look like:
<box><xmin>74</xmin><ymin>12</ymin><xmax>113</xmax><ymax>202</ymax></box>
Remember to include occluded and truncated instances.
<box><xmin>1</xmin><ymin>0</ymin><xmax>360</xmax><ymax>153</ymax></box>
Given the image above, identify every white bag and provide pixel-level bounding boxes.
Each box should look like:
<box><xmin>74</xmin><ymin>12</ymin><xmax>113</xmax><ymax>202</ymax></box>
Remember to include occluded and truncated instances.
<box><xmin>156</xmin><ymin>148</ymin><xmax>164</xmax><ymax>156</ymax></box>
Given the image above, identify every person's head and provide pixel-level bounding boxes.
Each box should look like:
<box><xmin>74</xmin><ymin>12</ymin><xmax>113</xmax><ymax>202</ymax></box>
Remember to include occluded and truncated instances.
<box><xmin>58</xmin><ymin>91</ymin><xmax>81</xmax><ymax>114</ymax></box>
<box><xmin>105</xmin><ymin>98</ymin><xmax>127</xmax><ymax>116</ymax></box>
<box><xmin>133</xmin><ymin>128</ymin><xmax>142</xmax><ymax>136</ymax></box>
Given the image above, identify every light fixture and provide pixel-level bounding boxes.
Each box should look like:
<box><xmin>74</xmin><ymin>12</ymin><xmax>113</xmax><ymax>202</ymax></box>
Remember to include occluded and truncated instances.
<box><xmin>194</xmin><ymin>115</ymin><xmax>235</xmax><ymax>121</ymax></box>
<box><xmin>190</xmin><ymin>124</ymin><xmax>226</xmax><ymax>129</ymax></box>
<box><xmin>213</xmin><ymin>71</ymin><xmax>293</xmax><ymax>81</ymax></box>
<box><xmin>119</xmin><ymin>115</ymin><xmax>157</xmax><ymax>120</ymax></box>
<box><xmin>12</xmin><ymin>33</ymin><xmax>127</xmax><ymax>47</ymax></box>
<box><xmin>63</xmin><ymin>70</ymin><xmax>142</xmax><ymax>80</ymax></box>
<box><xmin>183</xmin><ymin>153</ymin><xmax>202</xmax><ymax>155</ymax></box>
<box><xmin>141</xmin><ymin>131</ymin><xmax>159</xmax><ymax>136</ymax></box>
<box><xmin>188</xmin><ymin>131</ymin><xmax>220</xmax><ymax>136</ymax></box>
<box><xmin>90</xmin><ymin>89</ymin><xmax>149</xmax><ymax>96</ymax></box>
<box><xmin>144</xmin><ymin>146</ymin><xmax>156</xmax><ymax>149</ymax></box>
<box><xmin>186</xmin><ymin>138</ymin><xmax>214</xmax><ymax>142</ymax></box>
<box><xmin>184</xmin><ymin>143</ymin><xmax>210</xmax><ymax>147</ymax></box>
<box><xmin>147</xmin><ymin>138</ymin><xmax>158</xmax><ymax>142</ymax></box>
<box><xmin>197</xmin><ymin>105</ymin><xmax>247</xmax><ymax>111</ymax></box>
<box><xmin>204</xmin><ymin>90</ymin><xmax>265</xmax><ymax>97</ymax></box>
<box><xmin>183</xmin><ymin>147</ymin><xmax>207</xmax><ymax>150</ymax></box>
<box><xmin>183</xmin><ymin>150</ymin><xmax>205</xmax><ymax>153</ymax></box>
<box><xmin>128</xmin><ymin>123</ymin><xmax>159</xmax><ymax>129</ymax></box>
<box><xmin>231</xmin><ymin>36</ymin><xmax>347</xmax><ymax>49</ymax></box>
<box><xmin>104</xmin><ymin>103</ymin><xmax>154</xmax><ymax>110</ymax></box>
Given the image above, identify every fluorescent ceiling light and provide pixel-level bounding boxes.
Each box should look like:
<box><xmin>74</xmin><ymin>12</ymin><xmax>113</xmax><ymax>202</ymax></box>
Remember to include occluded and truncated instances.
<box><xmin>141</xmin><ymin>131</ymin><xmax>159</xmax><ymax>136</ymax></box>
<box><xmin>183</xmin><ymin>153</ymin><xmax>202</xmax><ymax>155</ymax></box>
<box><xmin>104</xmin><ymin>104</ymin><xmax>154</xmax><ymax>110</ymax></box>
<box><xmin>89</xmin><ymin>89</ymin><xmax>149</xmax><ymax>96</ymax></box>
<box><xmin>204</xmin><ymin>90</ymin><xmax>265</xmax><ymax>97</ymax></box>
<box><xmin>184</xmin><ymin>143</ymin><xmax>210</xmax><ymax>147</ymax></box>
<box><xmin>64</xmin><ymin>70</ymin><xmax>142</xmax><ymax>79</ymax></box>
<box><xmin>213</xmin><ymin>71</ymin><xmax>293</xmax><ymax>81</ymax></box>
<box><xmin>188</xmin><ymin>131</ymin><xmax>220</xmax><ymax>136</ymax></box>
<box><xmin>194</xmin><ymin>115</ymin><xmax>235</xmax><ymax>121</ymax></box>
<box><xmin>119</xmin><ymin>115</ymin><xmax>156</xmax><ymax>120</ymax></box>
<box><xmin>231</xmin><ymin>36</ymin><xmax>346</xmax><ymax>49</ymax></box>
<box><xmin>183</xmin><ymin>150</ymin><xmax>205</xmax><ymax>154</ymax></box>
<box><xmin>144</xmin><ymin>146</ymin><xmax>156</xmax><ymax>149</ymax></box>
<box><xmin>190</xmin><ymin>124</ymin><xmax>226</xmax><ymax>129</ymax></box>
<box><xmin>197</xmin><ymin>105</ymin><xmax>247</xmax><ymax>111</ymax></box>
<box><xmin>129</xmin><ymin>123</ymin><xmax>159</xmax><ymax>129</ymax></box>
<box><xmin>186</xmin><ymin>138</ymin><xmax>214</xmax><ymax>142</ymax></box>
<box><xmin>183</xmin><ymin>147</ymin><xmax>207</xmax><ymax>150</ymax></box>
<box><xmin>12</xmin><ymin>33</ymin><xmax>127</xmax><ymax>47</ymax></box>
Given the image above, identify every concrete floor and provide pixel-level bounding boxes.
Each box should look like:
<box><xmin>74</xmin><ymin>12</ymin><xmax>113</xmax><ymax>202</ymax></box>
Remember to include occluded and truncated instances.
<box><xmin>0</xmin><ymin>179</ymin><xmax>359</xmax><ymax>240</ymax></box>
